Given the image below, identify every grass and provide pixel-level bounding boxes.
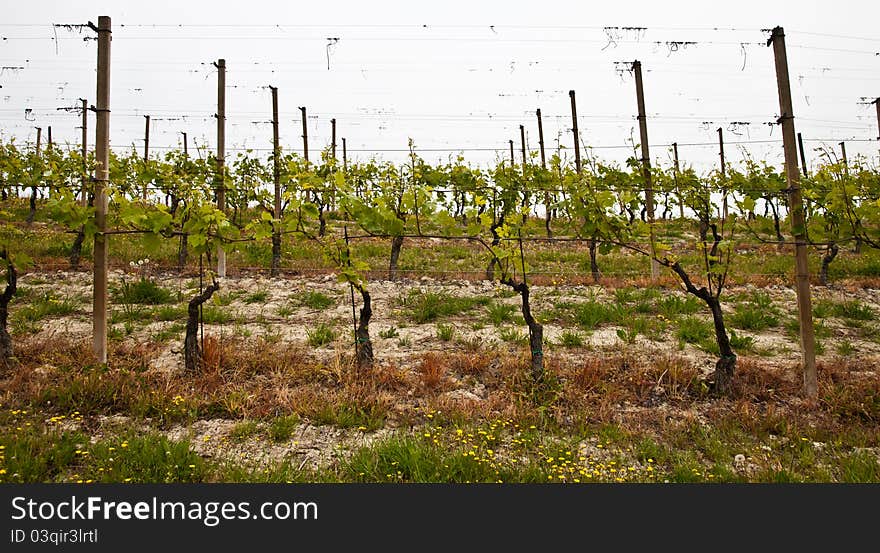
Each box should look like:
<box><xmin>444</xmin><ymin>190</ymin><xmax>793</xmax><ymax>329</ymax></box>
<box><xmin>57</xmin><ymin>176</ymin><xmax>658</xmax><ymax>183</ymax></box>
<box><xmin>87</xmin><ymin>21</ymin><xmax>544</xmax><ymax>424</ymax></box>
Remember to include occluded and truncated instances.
<box><xmin>267</xmin><ymin>415</ymin><xmax>301</xmax><ymax>442</ymax></box>
<box><xmin>400</xmin><ymin>290</ymin><xmax>490</xmax><ymax>324</ymax></box>
<box><xmin>558</xmin><ymin>330</ymin><xmax>585</xmax><ymax>348</ymax></box>
<box><xmin>832</xmin><ymin>300</ymin><xmax>875</xmax><ymax>321</ymax></box>
<box><xmin>498</xmin><ymin>326</ymin><xmax>527</xmax><ymax>344</ymax></box>
<box><xmin>244</xmin><ymin>290</ymin><xmax>270</xmax><ymax>304</ymax></box>
<box><xmin>436</xmin><ymin>323</ymin><xmax>456</xmax><ymax>342</ymax></box>
<box><xmin>12</xmin><ymin>292</ymin><xmax>78</xmax><ymax>323</ymax></box>
<box><xmin>379</xmin><ymin>326</ymin><xmax>400</xmax><ymax>339</ymax></box>
<box><xmin>573</xmin><ymin>301</ymin><xmax>625</xmax><ymax>330</ymax></box>
<box><xmin>676</xmin><ymin>317</ymin><xmax>713</xmax><ymax>346</ymax></box>
<box><xmin>296</xmin><ymin>291</ymin><xmax>336</xmax><ymax>310</ymax></box>
<box><xmin>487</xmin><ymin>303</ymin><xmax>517</xmax><ymax>326</ymax></box>
<box><xmin>729</xmin><ymin>304</ymin><xmax>779</xmax><ymax>331</ymax></box>
<box><xmin>113</xmin><ymin>278</ymin><xmax>174</xmax><ymax>305</ymax></box>
<box><xmin>307</xmin><ymin>322</ymin><xmax>337</xmax><ymax>347</ymax></box>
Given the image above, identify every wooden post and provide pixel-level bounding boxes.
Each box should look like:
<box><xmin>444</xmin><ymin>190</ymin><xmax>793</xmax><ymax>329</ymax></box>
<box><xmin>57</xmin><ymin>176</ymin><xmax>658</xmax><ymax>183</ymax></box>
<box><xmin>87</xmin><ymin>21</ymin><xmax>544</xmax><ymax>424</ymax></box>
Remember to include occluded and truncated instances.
<box><xmin>215</xmin><ymin>59</ymin><xmax>227</xmax><ymax>278</ymax></box>
<box><xmin>673</xmin><ymin>142</ymin><xmax>684</xmax><ymax>219</ymax></box>
<box><xmin>331</xmin><ymin>118</ymin><xmax>337</xmax><ymax>161</ymax></box>
<box><xmin>769</xmin><ymin>26</ymin><xmax>817</xmax><ymax>398</ymax></box>
<box><xmin>342</xmin><ymin>137</ymin><xmax>347</xmax><ymax>171</ymax></box>
<box><xmin>93</xmin><ymin>15</ymin><xmax>111</xmax><ymax>365</ymax></box>
<box><xmin>47</xmin><ymin>126</ymin><xmax>52</xmax><ymax>149</ymax></box>
<box><xmin>839</xmin><ymin>141</ymin><xmax>848</xmax><ymax>168</ymax></box>
<box><xmin>797</xmin><ymin>132</ymin><xmax>808</xmax><ymax>177</ymax></box>
<box><xmin>633</xmin><ymin>60</ymin><xmax>659</xmax><ymax>279</ymax></box>
<box><xmin>270</xmin><ymin>86</ymin><xmax>282</xmax><ymax>276</ymax></box>
<box><xmin>718</xmin><ymin>127</ymin><xmax>728</xmax><ymax>221</ymax></box>
<box><xmin>142</xmin><ymin>115</ymin><xmax>150</xmax><ymax>200</ymax></box>
<box><xmin>80</xmin><ymin>98</ymin><xmax>88</xmax><ymax>207</ymax></box>
<box><xmin>35</xmin><ymin>127</ymin><xmax>41</xmax><ymax>152</ymax></box>
<box><xmin>509</xmin><ymin>140</ymin><xmax>515</xmax><ymax>167</ymax></box>
<box><xmin>519</xmin><ymin>124</ymin><xmax>527</xmax><ymax>168</ymax></box>
<box><xmin>182</xmin><ymin>131</ymin><xmax>188</xmax><ymax>156</ymax></box>
<box><xmin>536</xmin><ymin>108</ymin><xmax>546</xmax><ymax>169</ymax></box>
<box><xmin>874</xmin><ymin>98</ymin><xmax>880</xmax><ymax>141</ymax></box>
<box><xmin>569</xmin><ymin>90</ymin><xmax>582</xmax><ymax>174</ymax></box>
<box><xmin>300</xmin><ymin>106</ymin><xmax>309</xmax><ymax>163</ymax></box>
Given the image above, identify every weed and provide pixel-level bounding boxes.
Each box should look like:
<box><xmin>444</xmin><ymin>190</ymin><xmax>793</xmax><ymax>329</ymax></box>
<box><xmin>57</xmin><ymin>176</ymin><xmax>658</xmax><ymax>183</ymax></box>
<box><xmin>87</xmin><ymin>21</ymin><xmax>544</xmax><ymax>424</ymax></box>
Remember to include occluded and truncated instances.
<box><xmin>307</xmin><ymin>323</ymin><xmax>337</xmax><ymax>347</ymax></box>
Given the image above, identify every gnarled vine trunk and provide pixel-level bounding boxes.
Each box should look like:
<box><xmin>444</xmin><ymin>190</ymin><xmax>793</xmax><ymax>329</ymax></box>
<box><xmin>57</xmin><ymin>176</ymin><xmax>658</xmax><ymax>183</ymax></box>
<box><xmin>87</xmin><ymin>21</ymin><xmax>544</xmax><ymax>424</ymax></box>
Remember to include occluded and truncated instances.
<box><xmin>388</xmin><ymin>235</ymin><xmax>404</xmax><ymax>280</ymax></box>
<box><xmin>588</xmin><ymin>236</ymin><xmax>601</xmax><ymax>283</ymax></box>
<box><xmin>69</xmin><ymin>226</ymin><xmax>86</xmax><ymax>270</ymax></box>
<box><xmin>1</xmin><ymin>254</ymin><xmax>17</xmax><ymax>370</ymax></box>
<box><xmin>819</xmin><ymin>242</ymin><xmax>839</xmax><ymax>286</ymax></box>
<box><xmin>501</xmin><ymin>277</ymin><xmax>543</xmax><ymax>380</ymax></box>
<box><xmin>184</xmin><ymin>280</ymin><xmax>220</xmax><ymax>372</ymax></box>
<box><xmin>670</xmin><ymin>262</ymin><xmax>736</xmax><ymax>395</ymax></box>
<box><xmin>355</xmin><ymin>285</ymin><xmax>373</xmax><ymax>369</ymax></box>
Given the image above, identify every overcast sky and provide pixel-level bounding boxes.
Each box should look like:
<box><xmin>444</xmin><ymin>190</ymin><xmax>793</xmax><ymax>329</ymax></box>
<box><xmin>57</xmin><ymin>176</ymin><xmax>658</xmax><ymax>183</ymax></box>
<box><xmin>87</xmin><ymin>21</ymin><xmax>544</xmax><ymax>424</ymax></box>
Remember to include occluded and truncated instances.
<box><xmin>1</xmin><ymin>0</ymin><xmax>878</xmax><ymax>174</ymax></box>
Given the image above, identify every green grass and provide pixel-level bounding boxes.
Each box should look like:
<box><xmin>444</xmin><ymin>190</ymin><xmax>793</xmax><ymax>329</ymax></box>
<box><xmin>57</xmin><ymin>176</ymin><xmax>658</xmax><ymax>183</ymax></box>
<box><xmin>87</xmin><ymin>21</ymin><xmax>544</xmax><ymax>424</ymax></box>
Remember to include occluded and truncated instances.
<box><xmin>400</xmin><ymin>290</ymin><xmax>490</xmax><ymax>324</ymax></box>
<box><xmin>307</xmin><ymin>322</ymin><xmax>337</xmax><ymax>347</ymax></box>
<box><xmin>676</xmin><ymin>317</ymin><xmax>713</xmax><ymax>346</ymax></box>
<box><xmin>113</xmin><ymin>278</ymin><xmax>174</xmax><ymax>305</ymax></box>
<box><xmin>200</xmin><ymin>306</ymin><xmax>232</xmax><ymax>324</ymax></box>
<box><xmin>729</xmin><ymin>304</ymin><xmax>779</xmax><ymax>331</ymax></box>
<box><xmin>573</xmin><ymin>301</ymin><xmax>625</xmax><ymax>330</ymax></box>
<box><xmin>12</xmin><ymin>292</ymin><xmax>78</xmax><ymax>323</ymax></box>
<box><xmin>244</xmin><ymin>290</ymin><xmax>270</xmax><ymax>304</ymax></box>
<box><xmin>498</xmin><ymin>326</ymin><xmax>527</xmax><ymax>344</ymax></box>
<box><xmin>309</xmin><ymin>402</ymin><xmax>387</xmax><ymax>431</ymax></box>
<box><xmin>379</xmin><ymin>326</ymin><xmax>399</xmax><ymax>339</ymax></box>
<box><xmin>832</xmin><ymin>300</ymin><xmax>875</xmax><ymax>321</ymax></box>
<box><xmin>436</xmin><ymin>323</ymin><xmax>456</xmax><ymax>342</ymax></box>
<box><xmin>296</xmin><ymin>291</ymin><xmax>336</xmax><ymax>310</ymax></box>
<box><xmin>487</xmin><ymin>303</ymin><xmax>517</xmax><ymax>326</ymax></box>
<box><xmin>267</xmin><ymin>415</ymin><xmax>301</xmax><ymax>442</ymax></box>
<box><xmin>558</xmin><ymin>330</ymin><xmax>584</xmax><ymax>348</ymax></box>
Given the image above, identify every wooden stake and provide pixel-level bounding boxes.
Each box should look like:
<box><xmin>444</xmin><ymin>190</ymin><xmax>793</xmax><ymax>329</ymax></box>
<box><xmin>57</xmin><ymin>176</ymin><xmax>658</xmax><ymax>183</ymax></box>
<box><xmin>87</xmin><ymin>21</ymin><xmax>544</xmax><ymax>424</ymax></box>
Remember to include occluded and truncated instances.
<box><xmin>270</xmin><ymin>86</ymin><xmax>282</xmax><ymax>276</ymax></box>
<box><xmin>536</xmin><ymin>108</ymin><xmax>546</xmax><ymax>169</ymax></box>
<box><xmin>718</xmin><ymin>127</ymin><xmax>727</xmax><ymax>221</ymax></box>
<box><xmin>331</xmin><ymin>118</ymin><xmax>337</xmax><ymax>161</ymax></box>
<box><xmin>797</xmin><ymin>132</ymin><xmax>808</xmax><ymax>177</ymax></box>
<box><xmin>509</xmin><ymin>140</ymin><xmax>515</xmax><ymax>167</ymax></box>
<box><xmin>300</xmin><ymin>106</ymin><xmax>309</xmax><ymax>163</ymax></box>
<box><xmin>80</xmin><ymin>98</ymin><xmax>88</xmax><ymax>207</ymax></box>
<box><xmin>519</xmin><ymin>124</ymin><xmax>527</xmax><ymax>168</ymax></box>
<box><xmin>215</xmin><ymin>59</ymin><xmax>227</xmax><ymax>278</ymax></box>
<box><xmin>769</xmin><ymin>26</ymin><xmax>817</xmax><ymax>398</ymax></box>
<box><xmin>142</xmin><ymin>115</ymin><xmax>150</xmax><ymax>200</ymax></box>
<box><xmin>633</xmin><ymin>60</ymin><xmax>659</xmax><ymax>279</ymax></box>
<box><xmin>342</xmin><ymin>137</ymin><xmax>347</xmax><ymax>171</ymax></box>
<box><xmin>93</xmin><ymin>15</ymin><xmax>111</xmax><ymax>365</ymax></box>
<box><xmin>569</xmin><ymin>90</ymin><xmax>582</xmax><ymax>174</ymax></box>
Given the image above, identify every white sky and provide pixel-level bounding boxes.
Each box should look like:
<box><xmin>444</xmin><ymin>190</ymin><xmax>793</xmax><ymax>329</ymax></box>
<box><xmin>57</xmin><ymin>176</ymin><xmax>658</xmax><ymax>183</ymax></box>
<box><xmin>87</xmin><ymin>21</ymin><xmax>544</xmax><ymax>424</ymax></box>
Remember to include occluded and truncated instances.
<box><xmin>1</xmin><ymin>0</ymin><xmax>878</xmax><ymax>173</ymax></box>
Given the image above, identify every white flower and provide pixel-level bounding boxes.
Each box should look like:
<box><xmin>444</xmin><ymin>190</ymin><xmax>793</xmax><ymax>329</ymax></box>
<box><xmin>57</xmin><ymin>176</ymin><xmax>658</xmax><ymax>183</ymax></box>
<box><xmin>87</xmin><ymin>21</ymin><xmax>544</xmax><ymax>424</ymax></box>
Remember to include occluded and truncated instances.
<box><xmin>143</xmin><ymin>258</ymin><xmax>150</xmax><ymax>264</ymax></box>
<box><xmin>129</xmin><ymin>261</ymin><xmax>136</xmax><ymax>267</ymax></box>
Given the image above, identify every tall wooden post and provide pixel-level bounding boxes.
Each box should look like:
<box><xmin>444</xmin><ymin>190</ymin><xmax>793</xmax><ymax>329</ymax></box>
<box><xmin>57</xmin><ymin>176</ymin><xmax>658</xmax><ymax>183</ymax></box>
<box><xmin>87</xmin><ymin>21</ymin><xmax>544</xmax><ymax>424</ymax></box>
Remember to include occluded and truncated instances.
<box><xmin>718</xmin><ymin>127</ymin><xmax>728</xmax><ymax>221</ymax></box>
<box><xmin>569</xmin><ymin>90</ymin><xmax>582</xmax><ymax>174</ymax></box>
<box><xmin>633</xmin><ymin>60</ymin><xmax>659</xmax><ymax>279</ymax></box>
<box><xmin>874</xmin><ymin>98</ymin><xmax>880</xmax><ymax>141</ymax></box>
<box><xmin>35</xmin><ymin>127</ymin><xmax>41</xmax><ymax>152</ymax></box>
<box><xmin>536</xmin><ymin>108</ymin><xmax>546</xmax><ymax>169</ymax></box>
<box><xmin>47</xmin><ymin>126</ymin><xmax>52</xmax><ymax>149</ymax></box>
<box><xmin>93</xmin><ymin>15</ymin><xmax>111</xmax><ymax>365</ymax></box>
<box><xmin>839</xmin><ymin>141</ymin><xmax>848</xmax><ymax>168</ymax></box>
<box><xmin>797</xmin><ymin>132</ymin><xmax>808</xmax><ymax>177</ymax></box>
<box><xmin>509</xmin><ymin>140</ymin><xmax>515</xmax><ymax>166</ymax></box>
<box><xmin>270</xmin><ymin>86</ymin><xmax>282</xmax><ymax>276</ymax></box>
<box><xmin>769</xmin><ymin>26</ymin><xmax>817</xmax><ymax>398</ymax></box>
<box><xmin>673</xmin><ymin>142</ymin><xmax>684</xmax><ymax>219</ymax></box>
<box><xmin>342</xmin><ymin>137</ymin><xmax>347</xmax><ymax>171</ymax></box>
<box><xmin>519</xmin><ymin>124</ymin><xmax>527</xmax><ymax>168</ymax></box>
<box><xmin>299</xmin><ymin>106</ymin><xmax>309</xmax><ymax>163</ymax></box>
<box><xmin>142</xmin><ymin>115</ymin><xmax>150</xmax><ymax>200</ymax></box>
<box><xmin>331</xmin><ymin>118</ymin><xmax>337</xmax><ymax>161</ymax></box>
<box><xmin>80</xmin><ymin>98</ymin><xmax>88</xmax><ymax>207</ymax></box>
<box><xmin>215</xmin><ymin>58</ymin><xmax>227</xmax><ymax>278</ymax></box>
<box><xmin>182</xmin><ymin>131</ymin><xmax>188</xmax><ymax>156</ymax></box>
